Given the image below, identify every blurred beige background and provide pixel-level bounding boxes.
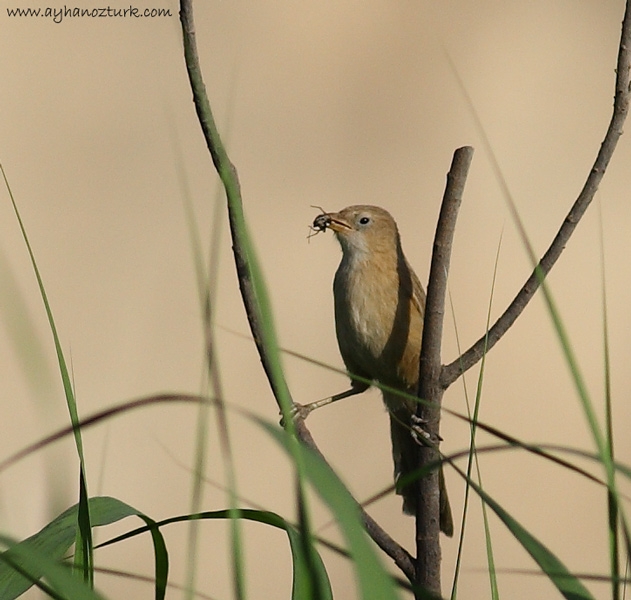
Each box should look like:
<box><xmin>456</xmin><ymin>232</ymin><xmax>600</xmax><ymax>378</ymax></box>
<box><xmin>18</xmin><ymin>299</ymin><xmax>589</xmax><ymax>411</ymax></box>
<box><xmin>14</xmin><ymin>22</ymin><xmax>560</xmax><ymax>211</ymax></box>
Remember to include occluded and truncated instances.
<box><xmin>1</xmin><ymin>1</ymin><xmax>630</xmax><ymax>598</ymax></box>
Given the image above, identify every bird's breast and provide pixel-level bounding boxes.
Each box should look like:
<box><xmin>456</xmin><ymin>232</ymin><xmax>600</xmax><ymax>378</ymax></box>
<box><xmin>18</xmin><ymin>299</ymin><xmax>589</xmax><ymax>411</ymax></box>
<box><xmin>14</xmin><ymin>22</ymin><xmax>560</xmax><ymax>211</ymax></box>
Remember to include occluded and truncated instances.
<box><xmin>334</xmin><ymin>258</ymin><xmax>393</xmax><ymax>350</ymax></box>
<box><xmin>332</xmin><ymin>252</ymin><xmax>421</xmax><ymax>393</ymax></box>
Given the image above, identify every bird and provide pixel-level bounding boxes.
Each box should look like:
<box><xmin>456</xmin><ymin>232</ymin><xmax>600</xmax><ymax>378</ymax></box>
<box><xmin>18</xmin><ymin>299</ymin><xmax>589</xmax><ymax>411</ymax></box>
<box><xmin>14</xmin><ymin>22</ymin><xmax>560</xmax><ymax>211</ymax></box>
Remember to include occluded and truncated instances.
<box><xmin>305</xmin><ymin>204</ymin><xmax>453</xmax><ymax>536</ymax></box>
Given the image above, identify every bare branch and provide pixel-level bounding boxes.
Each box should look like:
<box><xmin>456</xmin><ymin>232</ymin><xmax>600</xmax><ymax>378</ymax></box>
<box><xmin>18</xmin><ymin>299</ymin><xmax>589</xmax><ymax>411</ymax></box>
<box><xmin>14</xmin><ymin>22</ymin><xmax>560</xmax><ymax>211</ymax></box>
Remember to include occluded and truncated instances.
<box><xmin>415</xmin><ymin>147</ymin><xmax>473</xmax><ymax>595</ymax></box>
<box><xmin>441</xmin><ymin>2</ymin><xmax>631</xmax><ymax>389</ymax></box>
<box><xmin>419</xmin><ymin>147</ymin><xmax>475</xmax><ymax>387</ymax></box>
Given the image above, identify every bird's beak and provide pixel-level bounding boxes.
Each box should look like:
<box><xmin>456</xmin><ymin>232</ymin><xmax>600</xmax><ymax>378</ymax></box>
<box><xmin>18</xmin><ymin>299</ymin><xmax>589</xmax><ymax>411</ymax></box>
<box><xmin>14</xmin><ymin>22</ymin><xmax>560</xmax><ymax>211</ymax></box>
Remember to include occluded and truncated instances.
<box><xmin>312</xmin><ymin>212</ymin><xmax>352</xmax><ymax>234</ymax></box>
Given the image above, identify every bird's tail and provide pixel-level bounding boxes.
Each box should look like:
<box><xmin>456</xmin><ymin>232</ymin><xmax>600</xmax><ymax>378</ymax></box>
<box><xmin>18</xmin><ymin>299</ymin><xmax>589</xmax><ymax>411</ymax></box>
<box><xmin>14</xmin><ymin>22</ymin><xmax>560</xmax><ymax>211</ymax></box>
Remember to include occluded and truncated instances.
<box><xmin>389</xmin><ymin>408</ymin><xmax>454</xmax><ymax>537</ymax></box>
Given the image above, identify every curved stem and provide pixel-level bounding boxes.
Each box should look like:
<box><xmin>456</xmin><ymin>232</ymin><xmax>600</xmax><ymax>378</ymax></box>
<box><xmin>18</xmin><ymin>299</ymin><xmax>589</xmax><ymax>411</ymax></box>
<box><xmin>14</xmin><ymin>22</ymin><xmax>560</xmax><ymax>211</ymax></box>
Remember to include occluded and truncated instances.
<box><xmin>441</xmin><ymin>1</ymin><xmax>631</xmax><ymax>389</ymax></box>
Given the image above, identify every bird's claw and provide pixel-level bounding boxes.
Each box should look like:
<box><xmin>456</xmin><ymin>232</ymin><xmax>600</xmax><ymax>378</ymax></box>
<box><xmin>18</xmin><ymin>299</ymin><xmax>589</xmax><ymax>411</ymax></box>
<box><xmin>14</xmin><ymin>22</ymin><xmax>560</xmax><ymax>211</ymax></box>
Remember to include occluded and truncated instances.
<box><xmin>410</xmin><ymin>414</ymin><xmax>442</xmax><ymax>446</ymax></box>
<box><xmin>279</xmin><ymin>402</ymin><xmax>313</xmax><ymax>427</ymax></box>
<box><xmin>411</xmin><ymin>424</ymin><xmax>431</xmax><ymax>447</ymax></box>
<box><xmin>291</xmin><ymin>402</ymin><xmax>315</xmax><ymax>421</ymax></box>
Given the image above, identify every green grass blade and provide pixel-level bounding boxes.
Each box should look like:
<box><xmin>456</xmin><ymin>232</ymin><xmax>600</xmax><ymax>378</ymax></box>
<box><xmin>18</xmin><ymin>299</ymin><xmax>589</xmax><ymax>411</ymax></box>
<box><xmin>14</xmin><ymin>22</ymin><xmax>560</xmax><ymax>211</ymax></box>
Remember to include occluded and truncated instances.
<box><xmin>449</xmin><ymin>233</ymin><xmax>503</xmax><ymax>600</ymax></box>
<box><xmin>464</xmin><ymin>476</ymin><xmax>595</xmax><ymax>600</ymax></box>
<box><xmin>599</xmin><ymin>205</ymin><xmax>620</xmax><ymax>600</ymax></box>
<box><xmin>75</xmin><ymin>466</ymin><xmax>94</xmax><ymax>584</ymax></box>
<box><xmin>171</xmin><ymin>119</ymin><xmax>243</xmax><ymax>600</ymax></box>
<box><xmin>258</xmin><ymin>420</ymin><xmax>400</xmax><ymax>600</ymax></box>
<box><xmin>179</xmin><ymin>3</ymin><xmax>320</xmax><ymax>595</ymax></box>
<box><xmin>98</xmin><ymin>508</ymin><xmax>333</xmax><ymax>600</ymax></box>
<box><xmin>0</xmin><ymin>161</ymin><xmax>94</xmax><ymax>584</ymax></box>
<box><xmin>447</xmin><ymin>64</ymin><xmax>628</xmax><ymax>591</ymax></box>
<box><xmin>219</xmin><ymin>144</ymin><xmax>329</xmax><ymax>598</ymax></box>
<box><xmin>286</xmin><ymin>522</ymin><xmax>333</xmax><ymax>600</ymax></box>
<box><xmin>141</xmin><ymin>515</ymin><xmax>170</xmax><ymax>600</ymax></box>
<box><xmin>511</xmin><ymin>212</ymin><xmax>631</xmax><ymax>563</ymax></box>
<box><xmin>473</xmin><ymin>240</ymin><xmax>502</xmax><ymax>600</ymax></box>
<box><xmin>0</xmin><ymin>496</ymin><xmax>167</xmax><ymax>599</ymax></box>
<box><xmin>0</xmin><ymin>538</ymin><xmax>106</xmax><ymax>600</ymax></box>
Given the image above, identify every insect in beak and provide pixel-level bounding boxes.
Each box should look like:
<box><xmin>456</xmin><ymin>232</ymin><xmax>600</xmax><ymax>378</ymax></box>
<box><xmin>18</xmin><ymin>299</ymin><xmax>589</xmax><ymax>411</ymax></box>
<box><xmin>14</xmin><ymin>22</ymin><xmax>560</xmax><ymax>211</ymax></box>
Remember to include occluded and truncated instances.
<box><xmin>307</xmin><ymin>206</ymin><xmax>331</xmax><ymax>241</ymax></box>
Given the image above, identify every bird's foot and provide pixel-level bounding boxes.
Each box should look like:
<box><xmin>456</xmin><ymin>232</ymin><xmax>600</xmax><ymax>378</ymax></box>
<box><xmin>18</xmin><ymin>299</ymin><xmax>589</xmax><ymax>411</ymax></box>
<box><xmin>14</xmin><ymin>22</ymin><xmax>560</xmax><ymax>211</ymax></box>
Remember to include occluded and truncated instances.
<box><xmin>290</xmin><ymin>402</ymin><xmax>315</xmax><ymax>421</ymax></box>
<box><xmin>279</xmin><ymin>402</ymin><xmax>314</xmax><ymax>427</ymax></box>
<box><xmin>410</xmin><ymin>414</ymin><xmax>443</xmax><ymax>446</ymax></box>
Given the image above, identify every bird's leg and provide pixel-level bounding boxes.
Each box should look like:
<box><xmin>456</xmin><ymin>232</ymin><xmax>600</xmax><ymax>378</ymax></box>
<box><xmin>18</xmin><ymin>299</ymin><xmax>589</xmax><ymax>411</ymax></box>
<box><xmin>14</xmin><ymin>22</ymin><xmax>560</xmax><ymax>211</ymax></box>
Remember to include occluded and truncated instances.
<box><xmin>290</xmin><ymin>380</ymin><xmax>369</xmax><ymax>421</ymax></box>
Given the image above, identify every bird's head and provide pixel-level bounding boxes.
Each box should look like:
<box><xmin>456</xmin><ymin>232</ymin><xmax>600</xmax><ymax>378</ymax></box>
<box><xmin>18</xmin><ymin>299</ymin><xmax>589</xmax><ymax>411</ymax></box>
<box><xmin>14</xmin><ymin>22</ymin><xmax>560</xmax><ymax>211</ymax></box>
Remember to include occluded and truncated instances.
<box><xmin>312</xmin><ymin>205</ymin><xmax>401</xmax><ymax>258</ymax></box>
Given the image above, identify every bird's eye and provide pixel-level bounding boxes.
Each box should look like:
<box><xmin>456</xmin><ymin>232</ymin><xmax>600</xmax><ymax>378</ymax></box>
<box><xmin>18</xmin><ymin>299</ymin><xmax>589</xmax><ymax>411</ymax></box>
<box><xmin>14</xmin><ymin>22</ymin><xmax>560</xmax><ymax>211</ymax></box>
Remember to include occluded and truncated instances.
<box><xmin>359</xmin><ymin>216</ymin><xmax>371</xmax><ymax>225</ymax></box>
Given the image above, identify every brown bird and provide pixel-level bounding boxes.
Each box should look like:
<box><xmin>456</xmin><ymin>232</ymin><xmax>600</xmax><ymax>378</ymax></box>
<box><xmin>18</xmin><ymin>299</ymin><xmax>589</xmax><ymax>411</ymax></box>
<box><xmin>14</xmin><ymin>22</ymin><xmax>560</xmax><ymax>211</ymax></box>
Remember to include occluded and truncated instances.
<box><xmin>306</xmin><ymin>205</ymin><xmax>453</xmax><ymax>536</ymax></box>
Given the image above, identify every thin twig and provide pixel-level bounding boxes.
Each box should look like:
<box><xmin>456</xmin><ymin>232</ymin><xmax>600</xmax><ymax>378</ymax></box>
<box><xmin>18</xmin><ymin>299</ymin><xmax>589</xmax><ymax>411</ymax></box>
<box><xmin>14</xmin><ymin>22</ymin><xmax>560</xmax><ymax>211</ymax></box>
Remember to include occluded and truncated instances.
<box><xmin>441</xmin><ymin>2</ymin><xmax>631</xmax><ymax>389</ymax></box>
<box><xmin>415</xmin><ymin>147</ymin><xmax>473</xmax><ymax>595</ymax></box>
